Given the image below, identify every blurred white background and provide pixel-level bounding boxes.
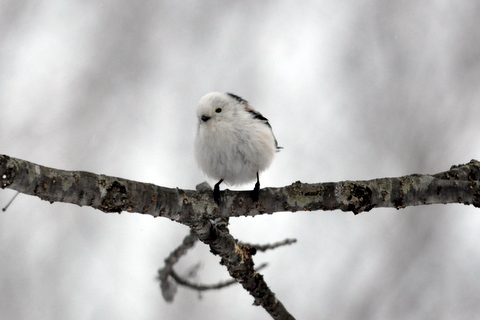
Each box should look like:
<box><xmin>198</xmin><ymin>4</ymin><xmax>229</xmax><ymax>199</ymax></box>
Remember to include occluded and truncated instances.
<box><xmin>1</xmin><ymin>1</ymin><xmax>480</xmax><ymax>319</ymax></box>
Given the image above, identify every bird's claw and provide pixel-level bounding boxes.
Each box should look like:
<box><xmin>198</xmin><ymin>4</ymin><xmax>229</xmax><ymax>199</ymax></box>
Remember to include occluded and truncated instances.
<box><xmin>251</xmin><ymin>179</ymin><xmax>260</xmax><ymax>202</ymax></box>
<box><xmin>213</xmin><ymin>187</ymin><xmax>221</xmax><ymax>205</ymax></box>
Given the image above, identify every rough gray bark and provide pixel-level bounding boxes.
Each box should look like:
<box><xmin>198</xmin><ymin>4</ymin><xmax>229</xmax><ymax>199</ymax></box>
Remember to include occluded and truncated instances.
<box><xmin>1</xmin><ymin>154</ymin><xmax>480</xmax><ymax>320</ymax></box>
<box><xmin>1</xmin><ymin>155</ymin><xmax>479</xmax><ymax>218</ymax></box>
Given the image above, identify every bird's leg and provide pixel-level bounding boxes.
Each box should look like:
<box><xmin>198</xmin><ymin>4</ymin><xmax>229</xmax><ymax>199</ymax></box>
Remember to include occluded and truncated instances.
<box><xmin>251</xmin><ymin>172</ymin><xmax>260</xmax><ymax>202</ymax></box>
<box><xmin>213</xmin><ymin>179</ymin><xmax>224</xmax><ymax>205</ymax></box>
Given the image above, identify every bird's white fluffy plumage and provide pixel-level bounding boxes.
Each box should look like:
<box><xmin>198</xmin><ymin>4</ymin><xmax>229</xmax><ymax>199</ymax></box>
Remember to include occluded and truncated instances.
<box><xmin>194</xmin><ymin>92</ymin><xmax>279</xmax><ymax>185</ymax></box>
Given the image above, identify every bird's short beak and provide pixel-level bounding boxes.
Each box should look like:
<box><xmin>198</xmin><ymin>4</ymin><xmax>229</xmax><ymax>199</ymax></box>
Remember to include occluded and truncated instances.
<box><xmin>201</xmin><ymin>115</ymin><xmax>211</xmax><ymax>122</ymax></box>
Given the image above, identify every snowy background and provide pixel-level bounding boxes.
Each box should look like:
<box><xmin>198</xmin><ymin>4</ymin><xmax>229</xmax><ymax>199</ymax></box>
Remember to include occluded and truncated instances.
<box><xmin>1</xmin><ymin>1</ymin><xmax>480</xmax><ymax>319</ymax></box>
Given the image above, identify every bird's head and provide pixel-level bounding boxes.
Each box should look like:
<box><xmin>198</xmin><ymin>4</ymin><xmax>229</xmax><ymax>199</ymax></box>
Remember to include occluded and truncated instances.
<box><xmin>196</xmin><ymin>92</ymin><xmax>247</xmax><ymax>127</ymax></box>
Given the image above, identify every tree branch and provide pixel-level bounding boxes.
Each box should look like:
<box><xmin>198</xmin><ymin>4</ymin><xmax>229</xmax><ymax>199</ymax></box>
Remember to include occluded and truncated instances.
<box><xmin>241</xmin><ymin>238</ymin><xmax>298</xmax><ymax>252</ymax></box>
<box><xmin>168</xmin><ymin>262</ymin><xmax>268</xmax><ymax>292</ymax></box>
<box><xmin>2</xmin><ymin>154</ymin><xmax>480</xmax><ymax>320</ymax></box>
<box><xmin>157</xmin><ymin>230</ymin><xmax>198</xmax><ymax>302</ymax></box>
<box><xmin>1</xmin><ymin>155</ymin><xmax>479</xmax><ymax>220</ymax></box>
<box><xmin>187</xmin><ymin>218</ymin><xmax>295</xmax><ymax>319</ymax></box>
<box><xmin>157</xmin><ymin>226</ymin><xmax>285</xmax><ymax>299</ymax></box>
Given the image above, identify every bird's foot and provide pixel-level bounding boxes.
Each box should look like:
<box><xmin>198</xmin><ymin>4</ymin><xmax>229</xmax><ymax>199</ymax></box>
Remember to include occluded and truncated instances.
<box><xmin>213</xmin><ymin>189</ymin><xmax>221</xmax><ymax>205</ymax></box>
<box><xmin>251</xmin><ymin>180</ymin><xmax>260</xmax><ymax>202</ymax></box>
<box><xmin>213</xmin><ymin>179</ymin><xmax>224</xmax><ymax>205</ymax></box>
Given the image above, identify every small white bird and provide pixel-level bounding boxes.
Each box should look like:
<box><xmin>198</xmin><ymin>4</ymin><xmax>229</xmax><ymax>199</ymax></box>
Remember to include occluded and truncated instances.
<box><xmin>194</xmin><ymin>92</ymin><xmax>281</xmax><ymax>204</ymax></box>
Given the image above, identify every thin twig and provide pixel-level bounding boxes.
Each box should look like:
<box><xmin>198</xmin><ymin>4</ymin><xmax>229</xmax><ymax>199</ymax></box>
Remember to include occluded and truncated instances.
<box><xmin>157</xmin><ymin>230</ymin><xmax>198</xmax><ymax>302</ymax></box>
<box><xmin>2</xmin><ymin>191</ymin><xmax>19</xmax><ymax>211</ymax></box>
<box><xmin>170</xmin><ymin>263</ymin><xmax>268</xmax><ymax>291</ymax></box>
<box><xmin>241</xmin><ymin>238</ymin><xmax>297</xmax><ymax>252</ymax></box>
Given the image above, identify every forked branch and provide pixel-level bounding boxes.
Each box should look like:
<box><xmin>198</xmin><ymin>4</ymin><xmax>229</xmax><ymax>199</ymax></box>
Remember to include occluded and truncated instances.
<box><xmin>2</xmin><ymin>154</ymin><xmax>480</xmax><ymax>320</ymax></box>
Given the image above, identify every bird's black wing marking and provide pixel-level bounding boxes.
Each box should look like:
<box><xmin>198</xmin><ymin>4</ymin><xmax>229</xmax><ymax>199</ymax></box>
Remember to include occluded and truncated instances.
<box><xmin>227</xmin><ymin>92</ymin><xmax>248</xmax><ymax>104</ymax></box>
<box><xmin>246</xmin><ymin>109</ymin><xmax>270</xmax><ymax>126</ymax></box>
<box><xmin>228</xmin><ymin>92</ymin><xmax>283</xmax><ymax>151</ymax></box>
<box><xmin>246</xmin><ymin>109</ymin><xmax>282</xmax><ymax>151</ymax></box>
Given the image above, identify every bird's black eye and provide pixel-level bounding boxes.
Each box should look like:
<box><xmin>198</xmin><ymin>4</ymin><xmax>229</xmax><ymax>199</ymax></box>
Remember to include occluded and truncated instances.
<box><xmin>215</xmin><ymin>107</ymin><xmax>222</xmax><ymax>113</ymax></box>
